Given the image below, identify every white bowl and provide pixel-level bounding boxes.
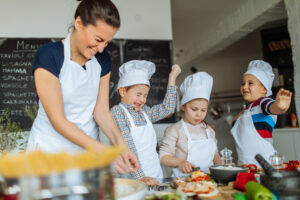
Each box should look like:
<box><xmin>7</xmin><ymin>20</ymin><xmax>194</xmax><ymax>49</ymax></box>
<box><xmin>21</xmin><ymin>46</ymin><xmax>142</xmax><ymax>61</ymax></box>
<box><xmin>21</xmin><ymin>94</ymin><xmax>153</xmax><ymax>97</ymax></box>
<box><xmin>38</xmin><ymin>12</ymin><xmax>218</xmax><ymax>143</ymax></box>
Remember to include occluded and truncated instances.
<box><xmin>115</xmin><ymin>178</ymin><xmax>147</xmax><ymax>200</ymax></box>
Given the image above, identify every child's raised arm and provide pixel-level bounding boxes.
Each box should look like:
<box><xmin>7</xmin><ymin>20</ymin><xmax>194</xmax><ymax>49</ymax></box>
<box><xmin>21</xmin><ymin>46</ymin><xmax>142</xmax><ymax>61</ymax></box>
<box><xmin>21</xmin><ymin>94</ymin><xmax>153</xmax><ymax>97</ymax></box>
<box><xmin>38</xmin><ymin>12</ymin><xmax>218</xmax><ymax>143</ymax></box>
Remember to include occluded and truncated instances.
<box><xmin>269</xmin><ymin>88</ymin><xmax>293</xmax><ymax>114</ymax></box>
<box><xmin>168</xmin><ymin>64</ymin><xmax>181</xmax><ymax>86</ymax></box>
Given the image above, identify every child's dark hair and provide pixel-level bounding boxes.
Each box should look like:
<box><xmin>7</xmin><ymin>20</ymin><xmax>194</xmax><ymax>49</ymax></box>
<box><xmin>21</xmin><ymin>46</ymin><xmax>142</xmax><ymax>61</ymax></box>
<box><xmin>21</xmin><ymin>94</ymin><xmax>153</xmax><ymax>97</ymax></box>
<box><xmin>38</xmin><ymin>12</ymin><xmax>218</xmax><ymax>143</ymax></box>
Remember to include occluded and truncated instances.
<box><xmin>75</xmin><ymin>0</ymin><xmax>120</xmax><ymax>28</ymax></box>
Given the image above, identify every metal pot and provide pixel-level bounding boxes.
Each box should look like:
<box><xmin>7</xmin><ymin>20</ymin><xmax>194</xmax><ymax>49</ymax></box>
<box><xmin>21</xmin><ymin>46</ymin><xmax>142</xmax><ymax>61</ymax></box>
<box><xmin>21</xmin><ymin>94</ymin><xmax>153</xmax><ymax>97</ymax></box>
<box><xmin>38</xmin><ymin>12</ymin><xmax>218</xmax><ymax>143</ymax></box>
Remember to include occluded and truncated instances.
<box><xmin>2</xmin><ymin>167</ymin><xmax>114</xmax><ymax>200</ymax></box>
<box><xmin>260</xmin><ymin>171</ymin><xmax>300</xmax><ymax>200</ymax></box>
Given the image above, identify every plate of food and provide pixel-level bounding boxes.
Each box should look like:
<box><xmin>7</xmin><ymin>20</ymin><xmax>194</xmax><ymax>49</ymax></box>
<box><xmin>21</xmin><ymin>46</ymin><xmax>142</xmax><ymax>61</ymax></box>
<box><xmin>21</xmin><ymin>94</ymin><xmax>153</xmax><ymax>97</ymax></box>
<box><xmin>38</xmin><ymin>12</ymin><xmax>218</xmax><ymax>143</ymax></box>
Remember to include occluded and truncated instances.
<box><xmin>172</xmin><ymin>170</ymin><xmax>219</xmax><ymax>198</ymax></box>
<box><xmin>114</xmin><ymin>178</ymin><xmax>147</xmax><ymax>200</ymax></box>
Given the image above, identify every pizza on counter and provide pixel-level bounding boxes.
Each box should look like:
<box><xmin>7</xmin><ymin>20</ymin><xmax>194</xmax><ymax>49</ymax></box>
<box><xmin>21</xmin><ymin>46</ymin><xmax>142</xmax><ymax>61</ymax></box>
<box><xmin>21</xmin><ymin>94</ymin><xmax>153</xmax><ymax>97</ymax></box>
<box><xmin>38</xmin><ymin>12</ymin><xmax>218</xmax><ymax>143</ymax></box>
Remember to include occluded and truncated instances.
<box><xmin>172</xmin><ymin>170</ymin><xmax>219</xmax><ymax>197</ymax></box>
<box><xmin>176</xmin><ymin>181</ymin><xmax>219</xmax><ymax>197</ymax></box>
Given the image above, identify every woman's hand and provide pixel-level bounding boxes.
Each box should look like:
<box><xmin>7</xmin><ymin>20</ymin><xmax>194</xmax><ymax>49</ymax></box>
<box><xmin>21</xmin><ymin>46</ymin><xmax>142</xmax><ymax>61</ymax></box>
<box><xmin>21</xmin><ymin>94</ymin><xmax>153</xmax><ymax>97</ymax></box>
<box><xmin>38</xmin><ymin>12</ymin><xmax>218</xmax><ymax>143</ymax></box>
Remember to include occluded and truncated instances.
<box><xmin>112</xmin><ymin>150</ymin><xmax>139</xmax><ymax>174</ymax></box>
<box><xmin>178</xmin><ymin>160</ymin><xmax>195</xmax><ymax>173</ymax></box>
<box><xmin>113</xmin><ymin>156</ymin><xmax>129</xmax><ymax>174</ymax></box>
<box><xmin>121</xmin><ymin>150</ymin><xmax>139</xmax><ymax>173</ymax></box>
<box><xmin>140</xmin><ymin>177</ymin><xmax>159</xmax><ymax>186</ymax></box>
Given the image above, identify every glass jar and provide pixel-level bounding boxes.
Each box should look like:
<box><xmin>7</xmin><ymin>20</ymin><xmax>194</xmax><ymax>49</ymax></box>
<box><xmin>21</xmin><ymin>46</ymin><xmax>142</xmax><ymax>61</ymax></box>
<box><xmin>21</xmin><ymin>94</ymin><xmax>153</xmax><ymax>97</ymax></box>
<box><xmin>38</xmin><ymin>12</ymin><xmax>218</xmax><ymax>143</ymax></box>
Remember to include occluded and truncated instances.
<box><xmin>269</xmin><ymin>152</ymin><xmax>285</xmax><ymax>169</ymax></box>
<box><xmin>220</xmin><ymin>147</ymin><xmax>233</xmax><ymax>165</ymax></box>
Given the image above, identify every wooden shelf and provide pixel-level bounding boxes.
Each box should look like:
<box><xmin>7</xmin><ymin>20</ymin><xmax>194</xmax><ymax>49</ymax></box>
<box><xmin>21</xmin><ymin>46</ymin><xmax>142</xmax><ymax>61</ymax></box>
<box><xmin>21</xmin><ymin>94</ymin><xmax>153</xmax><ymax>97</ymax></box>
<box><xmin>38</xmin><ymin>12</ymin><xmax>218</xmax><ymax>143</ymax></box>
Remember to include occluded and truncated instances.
<box><xmin>261</xmin><ymin>25</ymin><xmax>297</xmax><ymax>128</ymax></box>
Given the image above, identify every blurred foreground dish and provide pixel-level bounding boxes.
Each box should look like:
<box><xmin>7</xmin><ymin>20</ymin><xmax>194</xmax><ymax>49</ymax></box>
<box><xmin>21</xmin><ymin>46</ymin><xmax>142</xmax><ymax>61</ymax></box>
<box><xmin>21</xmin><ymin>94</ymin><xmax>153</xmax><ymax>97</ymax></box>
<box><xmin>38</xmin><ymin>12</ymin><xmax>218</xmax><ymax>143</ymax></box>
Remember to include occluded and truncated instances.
<box><xmin>0</xmin><ymin>146</ymin><xmax>125</xmax><ymax>178</ymax></box>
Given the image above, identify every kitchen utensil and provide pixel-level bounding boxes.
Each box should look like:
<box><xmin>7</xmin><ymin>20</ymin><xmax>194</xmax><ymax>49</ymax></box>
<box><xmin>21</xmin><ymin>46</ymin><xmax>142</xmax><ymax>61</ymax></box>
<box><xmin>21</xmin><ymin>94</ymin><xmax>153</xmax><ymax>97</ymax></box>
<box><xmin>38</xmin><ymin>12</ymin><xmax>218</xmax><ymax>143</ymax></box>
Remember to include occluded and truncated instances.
<box><xmin>269</xmin><ymin>152</ymin><xmax>285</xmax><ymax>169</ymax></box>
<box><xmin>209</xmin><ymin>165</ymin><xmax>248</xmax><ymax>184</ymax></box>
<box><xmin>260</xmin><ymin>171</ymin><xmax>300</xmax><ymax>199</ymax></box>
<box><xmin>220</xmin><ymin>147</ymin><xmax>233</xmax><ymax>165</ymax></box>
<box><xmin>192</xmin><ymin>167</ymin><xmax>200</xmax><ymax>172</ymax></box>
<box><xmin>3</xmin><ymin>167</ymin><xmax>113</xmax><ymax>200</ymax></box>
<box><xmin>254</xmin><ymin>154</ymin><xmax>282</xmax><ymax>178</ymax></box>
<box><xmin>115</xmin><ymin>178</ymin><xmax>147</xmax><ymax>200</ymax></box>
<box><xmin>256</xmin><ymin>154</ymin><xmax>300</xmax><ymax>199</ymax></box>
<box><xmin>147</xmin><ymin>184</ymin><xmax>169</xmax><ymax>192</ymax></box>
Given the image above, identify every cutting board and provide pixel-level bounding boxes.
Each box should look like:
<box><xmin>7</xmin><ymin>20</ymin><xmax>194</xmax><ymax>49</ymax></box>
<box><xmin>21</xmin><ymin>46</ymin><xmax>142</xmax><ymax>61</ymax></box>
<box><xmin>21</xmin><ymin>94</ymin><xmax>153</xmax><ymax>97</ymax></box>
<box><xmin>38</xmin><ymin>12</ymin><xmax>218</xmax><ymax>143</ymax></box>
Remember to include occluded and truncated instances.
<box><xmin>201</xmin><ymin>182</ymin><xmax>239</xmax><ymax>200</ymax></box>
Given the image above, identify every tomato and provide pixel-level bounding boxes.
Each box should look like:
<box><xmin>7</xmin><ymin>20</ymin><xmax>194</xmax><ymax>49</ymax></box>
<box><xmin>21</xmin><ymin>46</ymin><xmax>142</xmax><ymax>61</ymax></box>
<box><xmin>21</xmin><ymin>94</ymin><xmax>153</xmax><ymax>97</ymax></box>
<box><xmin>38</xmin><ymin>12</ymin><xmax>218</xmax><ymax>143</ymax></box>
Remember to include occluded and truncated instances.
<box><xmin>191</xmin><ymin>175</ymin><xmax>210</xmax><ymax>182</ymax></box>
<box><xmin>241</xmin><ymin>164</ymin><xmax>248</xmax><ymax>168</ymax></box>
<box><xmin>247</xmin><ymin>164</ymin><xmax>258</xmax><ymax>173</ymax></box>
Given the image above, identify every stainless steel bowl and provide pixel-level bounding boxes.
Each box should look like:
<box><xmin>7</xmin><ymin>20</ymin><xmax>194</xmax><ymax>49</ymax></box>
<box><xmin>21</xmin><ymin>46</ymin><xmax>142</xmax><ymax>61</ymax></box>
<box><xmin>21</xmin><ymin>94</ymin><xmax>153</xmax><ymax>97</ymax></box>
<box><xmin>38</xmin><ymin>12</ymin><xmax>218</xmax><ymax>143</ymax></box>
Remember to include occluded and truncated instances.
<box><xmin>2</xmin><ymin>167</ymin><xmax>114</xmax><ymax>200</ymax></box>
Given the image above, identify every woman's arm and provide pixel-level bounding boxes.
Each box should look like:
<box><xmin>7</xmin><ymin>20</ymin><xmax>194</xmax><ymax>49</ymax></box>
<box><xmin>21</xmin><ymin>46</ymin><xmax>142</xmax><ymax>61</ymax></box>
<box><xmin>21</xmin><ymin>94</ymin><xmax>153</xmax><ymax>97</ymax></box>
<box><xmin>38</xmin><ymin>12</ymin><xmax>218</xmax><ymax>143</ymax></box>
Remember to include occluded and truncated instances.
<box><xmin>34</xmin><ymin>68</ymin><xmax>106</xmax><ymax>152</ymax></box>
<box><xmin>93</xmin><ymin>72</ymin><xmax>127</xmax><ymax>145</ymax></box>
<box><xmin>93</xmin><ymin>72</ymin><xmax>139</xmax><ymax>172</ymax></box>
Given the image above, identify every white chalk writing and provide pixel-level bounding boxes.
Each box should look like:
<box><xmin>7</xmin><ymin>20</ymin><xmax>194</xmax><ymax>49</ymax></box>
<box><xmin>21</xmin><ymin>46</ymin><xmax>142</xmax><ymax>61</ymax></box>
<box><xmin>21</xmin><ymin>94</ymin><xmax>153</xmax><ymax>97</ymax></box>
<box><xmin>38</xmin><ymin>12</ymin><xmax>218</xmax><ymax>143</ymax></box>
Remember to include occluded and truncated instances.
<box><xmin>0</xmin><ymin>83</ymin><xmax>28</xmax><ymax>89</ymax></box>
<box><xmin>1</xmin><ymin>61</ymin><xmax>31</xmax><ymax>67</ymax></box>
<box><xmin>2</xmin><ymin>75</ymin><xmax>33</xmax><ymax>82</ymax></box>
<box><xmin>2</xmin><ymin>99</ymin><xmax>36</xmax><ymax>105</ymax></box>
<box><xmin>3</xmin><ymin>92</ymin><xmax>36</xmax><ymax>98</ymax></box>
<box><xmin>2</xmin><ymin>68</ymin><xmax>27</xmax><ymax>74</ymax></box>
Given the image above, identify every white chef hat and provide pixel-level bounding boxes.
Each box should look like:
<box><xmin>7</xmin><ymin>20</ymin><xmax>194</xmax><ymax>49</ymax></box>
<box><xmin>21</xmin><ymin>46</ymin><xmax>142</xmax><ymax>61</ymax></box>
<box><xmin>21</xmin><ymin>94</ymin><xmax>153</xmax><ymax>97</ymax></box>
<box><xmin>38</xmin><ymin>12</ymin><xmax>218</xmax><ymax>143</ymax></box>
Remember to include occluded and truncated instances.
<box><xmin>244</xmin><ymin>60</ymin><xmax>274</xmax><ymax>96</ymax></box>
<box><xmin>180</xmin><ymin>72</ymin><xmax>213</xmax><ymax>106</ymax></box>
<box><xmin>117</xmin><ymin>60</ymin><xmax>156</xmax><ymax>89</ymax></box>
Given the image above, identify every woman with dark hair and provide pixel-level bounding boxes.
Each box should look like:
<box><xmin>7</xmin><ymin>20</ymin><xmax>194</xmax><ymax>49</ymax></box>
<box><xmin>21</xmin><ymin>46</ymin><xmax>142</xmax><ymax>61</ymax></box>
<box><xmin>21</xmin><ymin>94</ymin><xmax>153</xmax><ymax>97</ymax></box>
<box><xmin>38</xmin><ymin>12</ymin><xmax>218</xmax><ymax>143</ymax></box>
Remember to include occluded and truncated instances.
<box><xmin>27</xmin><ymin>0</ymin><xmax>138</xmax><ymax>174</ymax></box>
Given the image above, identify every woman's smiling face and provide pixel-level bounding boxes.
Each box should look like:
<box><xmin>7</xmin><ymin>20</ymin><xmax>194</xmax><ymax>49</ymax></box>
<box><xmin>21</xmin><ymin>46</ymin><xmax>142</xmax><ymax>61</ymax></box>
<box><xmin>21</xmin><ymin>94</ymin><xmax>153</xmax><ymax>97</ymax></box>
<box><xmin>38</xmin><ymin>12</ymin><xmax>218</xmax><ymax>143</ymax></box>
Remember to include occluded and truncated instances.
<box><xmin>75</xmin><ymin>17</ymin><xmax>118</xmax><ymax>60</ymax></box>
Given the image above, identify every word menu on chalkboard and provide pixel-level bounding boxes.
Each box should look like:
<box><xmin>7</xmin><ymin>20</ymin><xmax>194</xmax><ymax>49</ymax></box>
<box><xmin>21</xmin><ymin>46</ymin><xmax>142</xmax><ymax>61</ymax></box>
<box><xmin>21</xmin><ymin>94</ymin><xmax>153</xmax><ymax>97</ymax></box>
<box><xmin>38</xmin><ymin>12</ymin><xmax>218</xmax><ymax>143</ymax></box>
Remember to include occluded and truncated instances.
<box><xmin>0</xmin><ymin>38</ymin><xmax>174</xmax><ymax>130</ymax></box>
<box><xmin>0</xmin><ymin>38</ymin><xmax>54</xmax><ymax>129</ymax></box>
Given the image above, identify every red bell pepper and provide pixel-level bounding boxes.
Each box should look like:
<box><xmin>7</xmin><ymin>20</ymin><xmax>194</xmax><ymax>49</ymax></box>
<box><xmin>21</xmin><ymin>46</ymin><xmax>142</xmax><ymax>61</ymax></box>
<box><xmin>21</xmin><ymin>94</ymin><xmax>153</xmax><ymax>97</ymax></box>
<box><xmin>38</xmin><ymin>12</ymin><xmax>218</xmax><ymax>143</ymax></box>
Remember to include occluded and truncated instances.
<box><xmin>234</xmin><ymin>172</ymin><xmax>257</xmax><ymax>192</ymax></box>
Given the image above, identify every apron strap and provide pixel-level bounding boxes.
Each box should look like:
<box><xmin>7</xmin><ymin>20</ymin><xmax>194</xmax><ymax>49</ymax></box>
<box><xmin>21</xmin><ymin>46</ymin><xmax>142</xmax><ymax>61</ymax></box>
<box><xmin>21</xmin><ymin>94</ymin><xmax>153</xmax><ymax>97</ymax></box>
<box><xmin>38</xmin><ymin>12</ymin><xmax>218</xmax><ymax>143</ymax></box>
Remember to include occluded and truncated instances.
<box><xmin>63</xmin><ymin>34</ymin><xmax>71</xmax><ymax>60</ymax></box>
<box><xmin>119</xmin><ymin>104</ymin><xmax>136</xmax><ymax>128</ymax></box>
<box><xmin>180</xmin><ymin>119</ymin><xmax>192</xmax><ymax>141</ymax></box>
<box><xmin>181</xmin><ymin>120</ymin><xmax>213</xmax><ymax>140</ymax></box>
<box><xmin>119</xmin><ymin>104</ymin><xmax>150</xmax><ymax>128</ymax></box>
<box><xmin>205</xmin><ymin>126</ymin><xmax>213</xmax><ymax>139</ymax></box>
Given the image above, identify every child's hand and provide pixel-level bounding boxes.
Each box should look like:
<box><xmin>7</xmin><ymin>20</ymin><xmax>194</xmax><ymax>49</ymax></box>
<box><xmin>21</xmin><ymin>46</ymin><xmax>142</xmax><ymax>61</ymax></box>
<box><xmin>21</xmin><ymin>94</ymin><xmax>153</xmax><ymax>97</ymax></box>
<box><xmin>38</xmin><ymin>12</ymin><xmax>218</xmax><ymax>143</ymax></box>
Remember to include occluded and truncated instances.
<box><xmin>178</xmin><ymin>160</ymin><xmax>195</xmax><ymax>173</ymax></box>
<box><xmin>169</xmin><ymin>64</ymin><xmax>181</xmax><ymax>78</ymax></box>
<box><xmin>168</xmin><ymin>64</ymin><xmax>181</xmax><ymax>86</ymax></box>
<box><xmin>140</xmin><ymin>177</ymin><xmax>159</xmax><ymax>186</ymax></box>
<box><xmin>271</xmin><ymin>88</ymin><xmax>293</xmax><ymax>114</ymax></box>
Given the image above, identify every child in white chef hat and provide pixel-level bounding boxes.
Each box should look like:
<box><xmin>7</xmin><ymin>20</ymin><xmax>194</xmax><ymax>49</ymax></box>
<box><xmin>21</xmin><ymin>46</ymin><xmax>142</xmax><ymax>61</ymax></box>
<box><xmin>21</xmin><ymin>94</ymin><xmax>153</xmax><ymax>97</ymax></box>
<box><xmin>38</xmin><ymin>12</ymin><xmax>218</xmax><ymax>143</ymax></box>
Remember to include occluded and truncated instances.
<box><xmin>111</xmin><ymin>60</ymin><xmax>181</xmax><ymax>185</ymax></box>
<box><xmin>160</xmin><ymin>72</ymin><xmax>222</xmax><ymax>176</ymax></box>
<box><xmin>231</xmin><ymin>60</ymin><xmax>292</xmax><ymax>167</ymax></box>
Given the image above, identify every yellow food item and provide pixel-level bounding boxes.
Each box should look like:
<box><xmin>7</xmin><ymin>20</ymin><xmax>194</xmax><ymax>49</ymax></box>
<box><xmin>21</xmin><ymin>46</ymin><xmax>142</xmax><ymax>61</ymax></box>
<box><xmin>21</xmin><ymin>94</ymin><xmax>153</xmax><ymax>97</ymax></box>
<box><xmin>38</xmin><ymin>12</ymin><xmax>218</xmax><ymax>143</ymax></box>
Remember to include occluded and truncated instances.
<box><xmin>0</xmin><ymin>145</ymin><xmax>125</xmax><ymax>178</ymax></box>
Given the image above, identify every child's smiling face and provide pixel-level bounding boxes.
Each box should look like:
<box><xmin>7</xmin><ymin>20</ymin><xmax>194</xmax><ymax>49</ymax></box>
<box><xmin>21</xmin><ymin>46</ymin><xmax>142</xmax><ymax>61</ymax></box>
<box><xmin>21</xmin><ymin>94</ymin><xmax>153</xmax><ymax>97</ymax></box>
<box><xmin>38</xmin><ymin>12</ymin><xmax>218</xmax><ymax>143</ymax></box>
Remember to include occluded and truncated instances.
<box><xmin>241</xmin><ymin>74</ymin><xmax>267</xmax><ymax>103</ymax></box>
<box><xmin>119</xmin><ymin>84</ymin><xmax>150</xmax><ymax>111</ymax></box>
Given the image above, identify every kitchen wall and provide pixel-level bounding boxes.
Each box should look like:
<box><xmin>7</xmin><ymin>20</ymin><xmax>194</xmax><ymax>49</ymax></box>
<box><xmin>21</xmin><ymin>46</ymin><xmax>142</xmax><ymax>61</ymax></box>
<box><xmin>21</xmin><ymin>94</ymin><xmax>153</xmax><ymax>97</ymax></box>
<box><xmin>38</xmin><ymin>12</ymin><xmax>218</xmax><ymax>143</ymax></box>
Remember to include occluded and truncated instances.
<box><xmin>0</xmin><ymin>0</ymin><xmax>172</xmax><ymax>40</ymax></box>
<box><xmin>177</xmin><ymin>29</ymin><xmax>263</xmax><ymax>92</ymax></box>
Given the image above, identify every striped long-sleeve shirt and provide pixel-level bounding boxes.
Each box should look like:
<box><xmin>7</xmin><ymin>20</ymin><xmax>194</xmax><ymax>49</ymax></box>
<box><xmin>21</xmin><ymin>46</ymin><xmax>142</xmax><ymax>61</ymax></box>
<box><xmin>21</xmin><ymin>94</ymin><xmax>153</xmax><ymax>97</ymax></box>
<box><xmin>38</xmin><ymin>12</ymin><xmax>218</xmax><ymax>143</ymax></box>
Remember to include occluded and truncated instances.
<box><xmin>111</xmin><ymin>85</ymin><xmax>177</xmax><ymax>179</ymax></box>
<box><xmin>233</xmin><ymin>97</ymin><xmax>277</xmax><ymax>144</ymax></box>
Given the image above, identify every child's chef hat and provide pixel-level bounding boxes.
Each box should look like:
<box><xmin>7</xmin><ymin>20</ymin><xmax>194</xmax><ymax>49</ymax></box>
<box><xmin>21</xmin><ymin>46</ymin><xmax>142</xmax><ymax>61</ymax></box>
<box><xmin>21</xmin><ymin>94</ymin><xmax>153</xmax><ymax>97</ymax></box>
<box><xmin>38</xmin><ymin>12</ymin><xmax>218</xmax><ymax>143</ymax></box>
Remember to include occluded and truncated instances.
<box><xmin>180</xmin><ymin>72</ymin><xmax>213</xmax><ymax>106</ymax></box>
<box><xmin>244</xmin><ymin>60</ymin><xmax>274</xmax><ymax>96</ymax></box>
<box><xmin>117</xmin><ymin>60</ymin><xmax>156</xmax><ymax>89</ymax></box>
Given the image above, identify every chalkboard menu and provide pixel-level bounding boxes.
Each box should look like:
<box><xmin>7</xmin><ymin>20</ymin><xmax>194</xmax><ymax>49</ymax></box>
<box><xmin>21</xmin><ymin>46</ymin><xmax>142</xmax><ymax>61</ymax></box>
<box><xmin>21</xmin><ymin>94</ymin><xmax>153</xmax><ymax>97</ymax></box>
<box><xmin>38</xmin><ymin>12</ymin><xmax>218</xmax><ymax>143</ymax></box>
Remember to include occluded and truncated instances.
<box><xmin>0</xmin><ymin>38</ymin><xmax>174</xmax><ymax>130</ymax></box>
<box><xmin>0</xmin><ymin>38</ymin><xmax>53</xmax><ymax>129</ymax></box>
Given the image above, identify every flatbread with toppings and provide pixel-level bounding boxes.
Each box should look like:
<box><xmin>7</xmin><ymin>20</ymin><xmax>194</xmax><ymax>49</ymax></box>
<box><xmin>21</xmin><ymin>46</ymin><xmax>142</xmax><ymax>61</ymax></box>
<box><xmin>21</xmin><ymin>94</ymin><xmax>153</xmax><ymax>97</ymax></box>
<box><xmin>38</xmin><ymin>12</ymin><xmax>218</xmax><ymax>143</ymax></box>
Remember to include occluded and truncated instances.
<box><xmin>172</xmin><ymin>170</ymin><xmax>219</xmax><ymax>197</ymax></box>
<box><xmin>177</xmin><ymin>181</ymin><xmax>219</xmax><ymax>197</ymax></box>
<box><xmin>189</xmin><ymin>170</ymin><xmax>210</xmax><ymax>182</ymax></box>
